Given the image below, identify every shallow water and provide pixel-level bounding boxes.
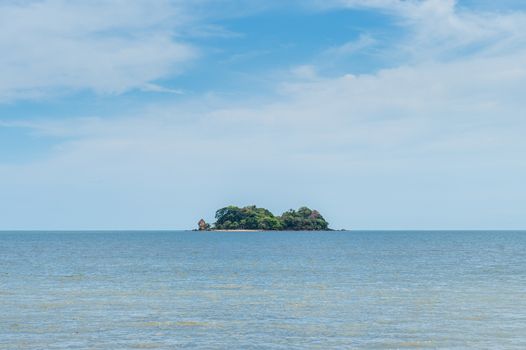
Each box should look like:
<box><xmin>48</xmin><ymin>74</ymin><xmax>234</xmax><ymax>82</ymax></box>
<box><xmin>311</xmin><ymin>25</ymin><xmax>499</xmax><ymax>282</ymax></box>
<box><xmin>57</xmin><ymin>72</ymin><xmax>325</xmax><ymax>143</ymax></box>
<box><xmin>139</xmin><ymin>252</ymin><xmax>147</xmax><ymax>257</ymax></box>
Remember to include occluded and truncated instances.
<box><xmin>1</xmin><ymin>230</ymin><xmax>526</xmax><ymax>349</ymax></box>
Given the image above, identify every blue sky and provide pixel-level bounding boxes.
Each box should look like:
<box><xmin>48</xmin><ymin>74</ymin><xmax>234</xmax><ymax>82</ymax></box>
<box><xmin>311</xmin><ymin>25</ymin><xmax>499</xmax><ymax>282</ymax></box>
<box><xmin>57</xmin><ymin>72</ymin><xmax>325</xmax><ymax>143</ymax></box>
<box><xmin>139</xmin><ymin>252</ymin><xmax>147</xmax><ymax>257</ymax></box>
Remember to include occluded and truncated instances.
<box><xmin>1</xmin><ymin>0</ymin><xmax>526</xmax><ymax>230</ymax></box>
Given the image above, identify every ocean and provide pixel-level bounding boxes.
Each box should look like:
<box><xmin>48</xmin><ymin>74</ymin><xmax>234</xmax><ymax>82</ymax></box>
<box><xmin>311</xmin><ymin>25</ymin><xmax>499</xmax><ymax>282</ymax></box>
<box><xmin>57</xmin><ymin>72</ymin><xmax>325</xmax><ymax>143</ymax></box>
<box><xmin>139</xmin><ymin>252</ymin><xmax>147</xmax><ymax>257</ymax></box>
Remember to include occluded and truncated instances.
<box><xmin>1</xmin><ymin>230</ymin><xmax>525</xmax><ymax>349</ymax></box>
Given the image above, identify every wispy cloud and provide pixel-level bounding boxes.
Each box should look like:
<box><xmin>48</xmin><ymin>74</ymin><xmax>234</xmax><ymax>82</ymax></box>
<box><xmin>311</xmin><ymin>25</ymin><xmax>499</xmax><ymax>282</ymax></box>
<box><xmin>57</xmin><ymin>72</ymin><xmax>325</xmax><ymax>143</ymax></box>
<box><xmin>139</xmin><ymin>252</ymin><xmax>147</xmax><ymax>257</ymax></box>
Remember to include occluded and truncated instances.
<box><xmin>2</xmin><ymin>1</ymin><xmax>526</xmax><ymax>229</ymax></box>
<box><xmin>0</xmin><ymin>0</ymin><xmax>197</xmax><ymax>101</ymax></box>
<box><xmin>323</xmin><ymin>34</ymin><xmax>377</xmax><ymax>57</ymax></box>
<box><xmin>332</xmin><ymin>0</ymin><xmax>526</xmax><ymax>61</ymax></box>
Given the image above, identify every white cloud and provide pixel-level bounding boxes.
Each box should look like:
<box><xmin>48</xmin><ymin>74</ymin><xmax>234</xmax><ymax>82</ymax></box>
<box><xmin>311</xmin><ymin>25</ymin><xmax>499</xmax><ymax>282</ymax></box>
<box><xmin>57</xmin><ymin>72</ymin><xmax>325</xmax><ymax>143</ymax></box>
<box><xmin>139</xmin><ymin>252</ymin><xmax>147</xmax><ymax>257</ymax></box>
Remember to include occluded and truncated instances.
<box><xmin>3</xmin><ymin>45</ymin><xmax>526</xmax><ymax>229</ymax></box>
<box><xmin>323</xmin><ymin>34</ymin><xmax>377</xmax><ymax>57</ymax></box>
<box><xmin>140</xmin><ymin>83</ymin><xmax>185</xmax><ymax>94</ymax></box>
<box><xmin>290</xmin><ymin>65</ymin><xmax>319</xmax><ymax>80</ymax></box>
<box><xmin>0</xmin><ymin>0</ymin><xmax>196</xmax><ymax>101</ymax></box>
<box><xmin>1</xmin><ymin>1</ymin><xmax>526</xmax><ymax>229</ymax></box>
<box><xmin>323</xmin><ymin>0</ymin><xmax>526</xmax><ymax>61</ymax></box>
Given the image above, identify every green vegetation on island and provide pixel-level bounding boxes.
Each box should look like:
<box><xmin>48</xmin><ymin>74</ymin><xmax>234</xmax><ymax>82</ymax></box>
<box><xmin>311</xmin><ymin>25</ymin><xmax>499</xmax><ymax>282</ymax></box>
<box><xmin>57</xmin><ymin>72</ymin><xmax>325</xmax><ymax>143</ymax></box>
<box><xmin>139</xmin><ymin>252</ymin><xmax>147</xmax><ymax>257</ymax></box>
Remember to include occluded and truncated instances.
<box><xmin>197</xmin><ymin>205</ymin><xmax>330</xmax><ymax>231</ymax></box>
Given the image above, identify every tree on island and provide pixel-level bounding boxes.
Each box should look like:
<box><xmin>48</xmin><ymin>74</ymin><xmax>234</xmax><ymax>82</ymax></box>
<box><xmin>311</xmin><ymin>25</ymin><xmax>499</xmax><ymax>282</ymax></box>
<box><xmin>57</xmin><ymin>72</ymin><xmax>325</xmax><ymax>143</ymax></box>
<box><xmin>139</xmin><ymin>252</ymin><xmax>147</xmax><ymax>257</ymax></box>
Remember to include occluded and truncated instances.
<box><xmin>280</xmin><ymin>207</ymin><xmax>329</xmax><ymax>231</ymax></box>
<box><xmin>214</xmin><ymin>205</ymin><xmax>282</xmax><ymax>230</ymax></box>
<box><xmin>202</xmin><ymin>205</ymin><xmax>330</xmax><ymax>231</ymax></box>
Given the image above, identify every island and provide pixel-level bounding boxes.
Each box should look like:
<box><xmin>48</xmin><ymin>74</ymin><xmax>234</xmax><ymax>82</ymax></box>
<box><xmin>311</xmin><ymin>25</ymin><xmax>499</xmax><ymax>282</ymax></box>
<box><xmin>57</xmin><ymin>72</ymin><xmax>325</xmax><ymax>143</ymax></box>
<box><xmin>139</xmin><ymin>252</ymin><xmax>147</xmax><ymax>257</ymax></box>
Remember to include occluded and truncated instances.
<box><xmin>197</xmin><ymin>205</ymin><xmax>330</xmax><ymax>231</ymax></box>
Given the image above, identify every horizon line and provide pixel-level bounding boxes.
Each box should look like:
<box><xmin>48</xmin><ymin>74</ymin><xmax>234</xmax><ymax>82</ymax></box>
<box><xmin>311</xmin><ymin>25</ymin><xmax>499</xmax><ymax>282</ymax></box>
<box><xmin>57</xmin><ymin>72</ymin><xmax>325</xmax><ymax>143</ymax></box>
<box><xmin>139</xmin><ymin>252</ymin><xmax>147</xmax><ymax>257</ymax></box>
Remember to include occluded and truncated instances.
<box><xmin>1</xmin><ymin>229</ymin><xmax>525</xmax><ymax>232</ymax></box>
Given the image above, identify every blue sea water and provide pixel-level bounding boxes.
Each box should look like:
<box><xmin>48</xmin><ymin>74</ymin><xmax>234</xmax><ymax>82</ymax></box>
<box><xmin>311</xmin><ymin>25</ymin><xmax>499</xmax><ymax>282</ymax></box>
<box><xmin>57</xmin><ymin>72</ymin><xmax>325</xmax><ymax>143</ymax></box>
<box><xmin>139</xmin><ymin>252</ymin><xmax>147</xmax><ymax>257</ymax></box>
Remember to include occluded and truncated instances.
<box><xmin>1</xmin><ymin>230</ymin><xmax>526</xmax><ymax>349</ymax></box>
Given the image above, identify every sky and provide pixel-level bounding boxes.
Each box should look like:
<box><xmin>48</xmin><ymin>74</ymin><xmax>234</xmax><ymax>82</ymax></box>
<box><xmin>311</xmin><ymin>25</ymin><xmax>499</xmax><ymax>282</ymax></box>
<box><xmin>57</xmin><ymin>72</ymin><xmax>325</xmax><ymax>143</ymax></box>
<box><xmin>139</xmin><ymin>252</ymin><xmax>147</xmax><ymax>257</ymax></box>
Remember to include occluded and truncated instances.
<box><xmin>1</xmin><ymin>0</ymin><xmax>525</xmax><ymax>230</ymax></box>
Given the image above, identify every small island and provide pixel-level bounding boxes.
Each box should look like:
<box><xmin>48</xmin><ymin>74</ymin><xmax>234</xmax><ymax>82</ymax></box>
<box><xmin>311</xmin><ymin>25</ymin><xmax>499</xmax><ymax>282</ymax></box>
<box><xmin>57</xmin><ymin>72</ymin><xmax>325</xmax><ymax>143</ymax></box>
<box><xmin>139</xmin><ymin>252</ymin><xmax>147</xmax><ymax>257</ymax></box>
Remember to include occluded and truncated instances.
<box><xmin>197</xmin><ymin>205</ymin><xmax>330</xmax><ymax>231</ymax></box>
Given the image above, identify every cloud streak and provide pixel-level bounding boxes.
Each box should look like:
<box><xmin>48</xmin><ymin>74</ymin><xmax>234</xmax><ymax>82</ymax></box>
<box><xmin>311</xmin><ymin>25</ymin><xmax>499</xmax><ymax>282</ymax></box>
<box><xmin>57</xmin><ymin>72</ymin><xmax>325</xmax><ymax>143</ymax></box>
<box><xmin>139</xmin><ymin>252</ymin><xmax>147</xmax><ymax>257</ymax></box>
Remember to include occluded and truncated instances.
<box><xmin>1</xmin><ymin>1</ymin><xmax>526</xmax><ymax>229</ymax></box>
<box><xmin>323</xmin><ymin>0</ymin><xmax>526</xmax><ymax>61</ymax></box>
<box><xmin>0</xmin><ymin>0</ymin><xmax>196</xmax><ymax>101</ymax></box>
